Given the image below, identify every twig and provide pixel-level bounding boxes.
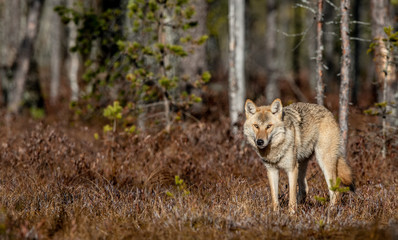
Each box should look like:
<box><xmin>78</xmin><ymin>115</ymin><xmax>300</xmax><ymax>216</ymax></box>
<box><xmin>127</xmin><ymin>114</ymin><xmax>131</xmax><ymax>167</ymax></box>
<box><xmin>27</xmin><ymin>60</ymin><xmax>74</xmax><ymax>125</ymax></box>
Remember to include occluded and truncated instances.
<box><xmin>351</xmin><ymin>20</ymin><xmax>371</xmax><ymax>25</ymax></box>
<box><xmin>349</xmin><ymin>37</ymin><xmax>371</xmax><ymax>42</ymax></box>
<box><xmin>294</xmin><ymin>3</ymin><xmax>316</xmax><ymax>14</ymax></box>
<box><xmin>325</xmin><ymin>0</ymin><xmax>339</xmax><ymax>10</ymax></box>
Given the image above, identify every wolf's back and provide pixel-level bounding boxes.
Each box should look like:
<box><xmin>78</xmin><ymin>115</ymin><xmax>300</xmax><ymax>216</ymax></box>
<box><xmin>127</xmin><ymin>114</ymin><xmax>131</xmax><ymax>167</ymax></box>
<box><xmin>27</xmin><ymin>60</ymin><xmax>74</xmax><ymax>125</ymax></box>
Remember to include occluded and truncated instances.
<box><xmin>283</xmin><ymin>103</ymin><xmax>338</xmax><ymax>154</ymax></box>
<box><xmin>286</xmin><ymin>102</ymin><xmax>355</xmax><ymax>191</ymax></box>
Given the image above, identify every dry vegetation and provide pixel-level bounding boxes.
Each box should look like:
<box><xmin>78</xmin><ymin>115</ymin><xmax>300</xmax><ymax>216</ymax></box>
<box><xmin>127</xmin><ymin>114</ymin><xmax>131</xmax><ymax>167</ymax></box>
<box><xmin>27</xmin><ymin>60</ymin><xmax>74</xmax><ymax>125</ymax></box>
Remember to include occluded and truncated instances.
<box><xmin>0</xmin><ymin>112</ymin><xmax>397</xmax><ymax>239</ymax></box>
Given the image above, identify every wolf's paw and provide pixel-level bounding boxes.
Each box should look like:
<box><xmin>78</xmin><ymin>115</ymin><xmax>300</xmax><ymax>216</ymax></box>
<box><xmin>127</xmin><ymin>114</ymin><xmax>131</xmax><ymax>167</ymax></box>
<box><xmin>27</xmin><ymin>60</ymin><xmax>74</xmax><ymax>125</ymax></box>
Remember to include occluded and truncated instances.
<box><xmin>272</xmin><ymin>204</ymin><xmax>280</xmax><ymax>212</ymax></box>
<box><xmin>288</xmin><ymin>204</ymin><xmax>297</xmax><ymax>215</ymax></box>
<box><xmin>297</xmin><ymin>192</ymin><xmax>307</xmax><ymax>204</ymax></box>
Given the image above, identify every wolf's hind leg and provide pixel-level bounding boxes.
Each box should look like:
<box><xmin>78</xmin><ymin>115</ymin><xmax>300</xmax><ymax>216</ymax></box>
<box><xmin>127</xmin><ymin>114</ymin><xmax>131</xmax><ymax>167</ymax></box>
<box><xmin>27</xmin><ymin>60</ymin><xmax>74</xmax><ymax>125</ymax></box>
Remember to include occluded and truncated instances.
<box><xmin>287</xmin><ymin>164</ymin><xmax>298</xmax><ymax>214</ymax></box>
<box><xmin>297</xmin><ymin>159</ymin><xmax>309</xmax><ymax>204</ymax></box>
<box><xmin>315</xmin><ymin>147</ymin><xmax>339</xmax><ymax>205</ymax></box>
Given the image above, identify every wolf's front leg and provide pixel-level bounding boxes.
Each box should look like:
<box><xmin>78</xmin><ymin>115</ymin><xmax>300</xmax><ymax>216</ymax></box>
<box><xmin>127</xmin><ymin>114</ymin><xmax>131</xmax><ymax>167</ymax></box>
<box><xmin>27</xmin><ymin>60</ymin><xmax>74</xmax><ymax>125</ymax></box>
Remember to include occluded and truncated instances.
<box><xmin>266</xmin><ymin>167</ymin><xmax>280</xmax><ymax>211</ymax></box>
<box><xmin>287</xmin><ymin>164</ymin><xmax>298</xmax><ymax>214</ymax></box>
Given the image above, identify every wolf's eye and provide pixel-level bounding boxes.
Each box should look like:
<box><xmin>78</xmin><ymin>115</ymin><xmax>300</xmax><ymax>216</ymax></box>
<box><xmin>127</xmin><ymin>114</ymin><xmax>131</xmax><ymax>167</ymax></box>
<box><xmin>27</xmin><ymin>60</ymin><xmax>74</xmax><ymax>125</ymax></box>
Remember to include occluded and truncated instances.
<box><xmin>253</xmin><ymin>124</ymin><xmax>259</xmax><ymax>129</ymax></box>
<box><xmin>266</xmin><ymin>124</ymin><xmax>272</xmax><ymax>129</ymax></box>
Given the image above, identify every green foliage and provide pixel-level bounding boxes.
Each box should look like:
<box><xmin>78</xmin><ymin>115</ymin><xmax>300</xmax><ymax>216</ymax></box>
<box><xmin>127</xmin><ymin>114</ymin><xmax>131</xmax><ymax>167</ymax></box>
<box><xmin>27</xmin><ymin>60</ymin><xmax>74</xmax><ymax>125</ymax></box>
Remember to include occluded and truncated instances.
<box><xmin>54</xmin><ymin>5</ymin><xmax>123</xmax><ymax>57</ymax></box>
<box><xmin>314</xmin><ymin>177</ymin><xmax>349</xmax><ymax>204</ymax></box>
<box><xmin>367</xmin><ymin>26</ymin><xmax>397</xmax><ymax>128</ymax></box>
<box><xmin>329</xmin><ymin>177</ymin><xmax>350</xmax><ymax>193</ymax></box>
<box><xmin>314</xmin><ymin>196</ymin><xmax>327</xmax><ymax>205</ymax></box>
<box><xmin>368</xmin><ymin>26</ymin><xmax>398</xmax><ymax>54</ymax></box>
<box><xmin>29</xmin><ymin>107</ymin><xmax>45</xmax><ymax>120</ymax></box>
<box><xmin>56</xmin><ymin>0</ymin><xmax>210</xmax><ymax>132</ymax></box>
<box><xmin>364</xmin><ymin>101</ymin><xmax>394</xmax><ymax>117</ymax></box>
<box><xmin>384</xmin><ymin>26</ymin><xmax>398</xmax><ymax>47</ymax></box>
<box><xmin>166</xmin><ymin>175</ymin><xmax>190</xmax><ymax>197</ymax></box>
<box><xmin>94</xmin><ymin>132</ymin><xmax>99</xmax><ymax>140</ymax></box>
<box><xmin>124</xmin><ymin>125</ymin><xmax>137</xmax><ymax>135</ymax></box>
<box><xmin>103</xmin><ymin>124</ymin><xmax>113</xmax><ymax>133</ymax></box>
<box><xmin>102</xmin><ymin>101</ymin><xmax>123</xmax><ymax>135</ymax></box>
<box><xmin>103</xmin><ymin>101</ymin><xmax>122</xmax><ymax>121</ymax></box>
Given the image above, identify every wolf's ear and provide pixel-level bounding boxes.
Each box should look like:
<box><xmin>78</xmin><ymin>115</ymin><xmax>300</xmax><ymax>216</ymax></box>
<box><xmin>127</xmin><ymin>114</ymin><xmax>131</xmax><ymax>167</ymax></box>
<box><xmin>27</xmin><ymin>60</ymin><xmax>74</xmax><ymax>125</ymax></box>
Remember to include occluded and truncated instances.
<box><xmin>245</xmin><ymin>99</ymin><xmax>257</xmax><ymax>117</ymax></box>
<box><xmin>270</xmin><ymin>98</ymin><xmax>283</xmax><ymax>115</ymax></box>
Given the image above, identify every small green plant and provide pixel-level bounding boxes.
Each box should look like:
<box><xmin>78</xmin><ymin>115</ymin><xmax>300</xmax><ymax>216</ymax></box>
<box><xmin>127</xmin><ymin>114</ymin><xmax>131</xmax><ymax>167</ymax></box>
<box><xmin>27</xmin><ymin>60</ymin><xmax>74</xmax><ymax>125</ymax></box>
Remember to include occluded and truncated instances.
<box><xmin>124</xmin><ymin>125</ymin><xmax>136</xmax><ymax>135</ymax></box>
<box><xmin>364</xmin><ymin>101</ymin><xmax>396</xmax><ymax>158</ymax></box>
<box><xmin>103</xmin><ymin>101</ymin><xmax>122</xmax><ymax>133</ymax></box>
<box><xmin>368</xmin><ymin>26</ymin><xmax>398</xmax><ymax>54</ymax></box>
<box><xmin>166</xmin><ymin>175</ymin><xmax>190</xmax><ymax>198</ymax></box>
<box><xmin>314</xmin><ymin>177</ymin><xmax>349</xmax><ymax>204</ymax></box>
<box><xmin>329</xmin><ymin>177</ymin><xmax>350</xmax><ymax>193</ymax></box>
<box><xmin>317</xmin><ymin>219</ymin><xmax>326</xmax><ymax>229</ymax></box>
<box><xmin>314</xmin><ymin>196</ymin><xmax>327</xmax><ymax>205</ymax></box>
<box><xmin>93</xmin><ymin>132</ymin><xmax>99</xmax><ymax>140</ymax></box>
<box><xmin>363</xmin><ymin>101</ymin><xmax>394</xmax><ymax>117</ymax></box>
<box><xmin>29</xmin><ymin>107</ymin><xmax>45</xmax><ymax>120</ymax></box>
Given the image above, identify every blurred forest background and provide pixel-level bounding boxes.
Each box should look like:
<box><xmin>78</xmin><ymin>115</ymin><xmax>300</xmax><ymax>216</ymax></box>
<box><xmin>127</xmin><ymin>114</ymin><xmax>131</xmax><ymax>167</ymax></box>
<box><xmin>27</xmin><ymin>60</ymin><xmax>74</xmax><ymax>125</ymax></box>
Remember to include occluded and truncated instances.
<box><xmin>0</xmin><ymin>0</ymin><xmax>398</xmax><ymax>239</ymax></box>
<box><xmin>0</xmin><ymin>0</ymin><xmax>397</xmax><ymax>129</ymax></box>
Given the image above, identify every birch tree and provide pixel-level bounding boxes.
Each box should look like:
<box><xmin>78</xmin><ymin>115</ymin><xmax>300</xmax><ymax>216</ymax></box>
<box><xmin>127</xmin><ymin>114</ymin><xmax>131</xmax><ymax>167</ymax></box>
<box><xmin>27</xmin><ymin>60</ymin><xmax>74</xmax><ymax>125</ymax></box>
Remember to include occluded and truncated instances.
<box><xmin>265</xmin><ymin>0</ymin><xmax>278</xmax><ymax>104</ymax></box>
<box><xmin>369</xmin><ymin>0</ymin><xmax>396</xmax><ymax>158</ymax></box>
<box><xmin>316</xmin><ymin>0</ymin><xmax>325</xmax><ymax>106</ymax></box>
<box><xmin>0</xmin><ymin>0</ymin><xmax>24</xmax><ymax>107</ymax></box>
<box><xmin>228</xmin><ymin>0</ymin><xmax>245</xmax><ymax>133</ymax></box>
<box><xmin>67</xmin><ymin>0</ymin><xmax>79</xmax><ymax>102</ymax></box>
<box><xmin>370</xmin><ymin>0</ymin><xmax>396</xmax><ymax>127</ymax></box>
<box><xmin>50</xmin><ymin>0</ymin><xmax>62</xmax><ymax>106</ymax></box>
<box><xmin>339</xmin><ymin>0</ymin><xmax>351</xmax><ymax>158</ymax></box>
<box><xmin>8</xmin><ymin>0</ymin><xmax>44</xmax><ymax>113</ymax></box>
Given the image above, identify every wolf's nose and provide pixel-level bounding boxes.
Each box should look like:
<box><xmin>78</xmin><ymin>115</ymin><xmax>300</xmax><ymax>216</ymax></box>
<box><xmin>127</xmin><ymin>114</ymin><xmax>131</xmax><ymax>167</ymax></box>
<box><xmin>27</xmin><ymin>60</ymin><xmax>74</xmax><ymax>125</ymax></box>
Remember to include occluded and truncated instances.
<box><xmin>256</xmin><ymin>139</ymin><xmax>264</xmax><ymax>146</ymax></box>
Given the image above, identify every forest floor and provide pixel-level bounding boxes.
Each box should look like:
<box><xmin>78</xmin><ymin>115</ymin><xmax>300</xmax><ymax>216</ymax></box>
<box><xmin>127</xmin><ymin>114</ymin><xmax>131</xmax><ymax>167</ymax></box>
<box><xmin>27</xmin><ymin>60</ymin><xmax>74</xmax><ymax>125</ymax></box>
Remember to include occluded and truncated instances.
<box><xmin>0</xmin><ymin>111</ymin><xmax>397</xmax><ymax>239</ymax></box>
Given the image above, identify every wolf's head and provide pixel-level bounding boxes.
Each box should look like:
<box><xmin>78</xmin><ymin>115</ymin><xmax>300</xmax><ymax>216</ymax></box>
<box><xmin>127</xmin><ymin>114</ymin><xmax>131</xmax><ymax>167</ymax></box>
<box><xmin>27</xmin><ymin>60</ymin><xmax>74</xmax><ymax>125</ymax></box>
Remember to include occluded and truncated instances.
<box><xmin>243</xmin><ymin>98</ymin><xmax>285</xmax><ymax>150</ymax></box>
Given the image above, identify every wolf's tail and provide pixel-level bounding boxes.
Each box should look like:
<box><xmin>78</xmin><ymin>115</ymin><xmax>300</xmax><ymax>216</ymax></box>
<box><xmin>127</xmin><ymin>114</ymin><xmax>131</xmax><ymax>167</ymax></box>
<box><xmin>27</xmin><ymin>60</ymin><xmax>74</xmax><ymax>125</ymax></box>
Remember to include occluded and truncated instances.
<box><xmin>337</xmin><ymin>156</ymin><xmax>355</xmax><ymax>192</ymax></box>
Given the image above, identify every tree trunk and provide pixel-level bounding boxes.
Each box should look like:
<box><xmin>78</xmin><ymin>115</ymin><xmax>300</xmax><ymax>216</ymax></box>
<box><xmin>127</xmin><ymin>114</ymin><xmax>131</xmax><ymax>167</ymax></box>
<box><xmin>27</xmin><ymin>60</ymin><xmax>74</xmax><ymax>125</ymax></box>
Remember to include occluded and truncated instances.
<box><xmin>306</xmin><ymin>7</ymin><xmax>317</xmax><ymax>93</ymax></box>
<box><xmin>339</xmin><ymin>0</ymin><xmax>351</xmax><ymax>159</ymax></box>
<box><xmin>265</xmin><ymin>0</ymin><xmax>279</xmax><ymax>104</ymax></box>
<box><xmin>228</xmin><ymin>0</ymin><xmax>245</xmax><ymax>133</ymax></box>
<box><xmin>67</xmin><ymin>0</ymin><xmax>80</xmax><ymax>102</ymax></box>
<box><xmin>181</xmin><ymin>0</ymin><xmax>208</xmax><ymax>116</ymax></box>
<box><xmin>351</xmin><ymin>0</ymin><xmax>360</xmax><ymax>105</ymax></box>
<box><xmin>8</xmin><ymin>0</ymin><xmax>44</xmax><ymax>113</ymax></box>
<box><xmin>50</xmin><ymin>0</ymin><xmax>62</xmax><ymax>106</ymax></box>
<box><xmin>316</xmin><ymin>0</ymin><xmax>325</xmax><ymax>106</ymax></box>
<box><xmin>0</xmin><ymin>0</ymin><xmax>24</xmax><ymax>107</ymax></box>
<box><xmin>371</xmin><ymin>0</ymin><xmax>397</xmax><ymax>128</ymax></box>
<box><xmin>182</xmin><ymin>0</ymin><xmax>207</xmax><ymax>81</ymax></box>
<box><xmin>292</xmin><ymin>4</ymin><xmax>302</xmax><ymax>92</ymax></box>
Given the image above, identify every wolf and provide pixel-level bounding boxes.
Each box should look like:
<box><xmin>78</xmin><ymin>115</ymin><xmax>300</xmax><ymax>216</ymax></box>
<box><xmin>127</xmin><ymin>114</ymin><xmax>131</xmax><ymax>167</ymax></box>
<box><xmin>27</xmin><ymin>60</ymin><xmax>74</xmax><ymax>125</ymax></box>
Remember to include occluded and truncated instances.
<box><xmin>244</xmin><ymin>98</ymin><xmax>354</xmax><ymax>213</ymax></box>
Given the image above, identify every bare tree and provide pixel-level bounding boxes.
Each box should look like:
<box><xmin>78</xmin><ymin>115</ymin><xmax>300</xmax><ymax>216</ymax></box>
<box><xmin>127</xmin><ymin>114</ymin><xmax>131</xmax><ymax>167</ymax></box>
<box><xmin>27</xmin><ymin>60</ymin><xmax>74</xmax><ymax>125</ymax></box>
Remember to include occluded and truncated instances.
<box><xmin>8</xmin><ymin>0</ymin><xmax>44</xmax><ymax>113</ymax></box>
<box><xmin>265</xmin><ymin>0</ymin><xmax>279</xmax><ymax>104</ymax></box>
<box><xmin>0</xmin><ymin>0</ymin><xmax>24</xmax><ymax>107</ymax></box>
<box><xmin>316</xmin><ymin>0</ymin><xmax>325</xmax><ymax>106</ymax></box>
<box><xmin>370</xmin><ymin>0</ymin><xmax>396</xmax><ymax>158</ymax></box>
<box><xmin>182</xmin><ymin>0</ymin><xmax>207</xmax><ymax>81</ymax></box>
<box><xmin>228</xmin><ymin>0</ymin><xmax>245</xmax><ymax>133</ymax></box>
<box><xmin>371</xmin><ymin>0</ymin><xmax>395</xmax><ymax>97</ymax></box>
<box><xmin>67</xmin><ymin>0</ymin><xmax>80</xmax><ymax>102</ymax></box>
<box><xmin>339</xmin><ymin>0</ymin><xmax>351</xmax><ymax>158</ymax></box>
<box><xmin>180</xmin><ymin>0</ymin><xmax>208</xmax><ymax>116</ymax></box>
<box><xmin>371</xmin><ymin>0</ymin><xmax>396</xmax><ymax>125</ymax></box>
<box><xmin>50</xmin><ymin>0</ymin><xmax>62</xmax><ymax>106</ymax></box>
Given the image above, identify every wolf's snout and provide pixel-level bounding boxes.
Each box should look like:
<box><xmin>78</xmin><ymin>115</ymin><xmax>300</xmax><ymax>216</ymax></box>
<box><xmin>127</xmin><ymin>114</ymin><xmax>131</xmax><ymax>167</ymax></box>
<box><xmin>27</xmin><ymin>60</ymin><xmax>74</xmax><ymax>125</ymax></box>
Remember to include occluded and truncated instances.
<box><xmin>256</xmin><ymin>139</ymin><xmax>265</xmax><ymax>146</ymax></box>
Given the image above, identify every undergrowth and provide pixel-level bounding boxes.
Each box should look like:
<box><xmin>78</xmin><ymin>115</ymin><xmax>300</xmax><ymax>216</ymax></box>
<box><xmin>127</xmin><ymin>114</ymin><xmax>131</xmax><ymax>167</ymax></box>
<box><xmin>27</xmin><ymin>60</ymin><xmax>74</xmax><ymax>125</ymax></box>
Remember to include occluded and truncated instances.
<box><xmin>0</xmin><ymin>115</ymin><xmax>397</xmax><ymax>239</ymax></box>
